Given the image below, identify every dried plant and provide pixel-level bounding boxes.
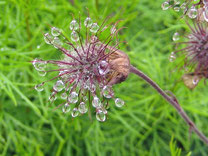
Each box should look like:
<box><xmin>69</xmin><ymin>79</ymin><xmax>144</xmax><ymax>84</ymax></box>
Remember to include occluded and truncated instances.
<box><xmin>32</xmin><ymin>13</ymin><xmax>208</xmax><ymax>144</ymax></box>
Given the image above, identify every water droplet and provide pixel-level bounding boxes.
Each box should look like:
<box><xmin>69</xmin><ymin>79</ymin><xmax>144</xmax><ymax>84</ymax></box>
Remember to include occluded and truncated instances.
<box><xmin>78</xmin><ymin>102</ymin><xmax>88</xmax><ymax>114</ymax></box>
<box><xmin>51</xmin><ymin>27</ymin><xmax>61</xmax><ymax>36</ymax></box>
<box><xmin>35</xmin><ymin>83</ymin><xmax>44</xmax><ymax>92</ymax></box>
<box><xmin>92</xmin><ymin>96</ymin><xmax>101</xmax><ymax>108</ymax></box>
<box><xmin>68</xmin><ymin>92</ymin><xmax>78</xmax><ymax>103</ymax></box>
<box><xmin>203</xmin><ymin>6</ymin><xmax>208</xmax><ymax>22</ymax></box>
<box><xmin>97</xmin><ymin>106</ymin><xmax>108</xmax><ymax>114</ymax></box>
<box><xmin>44</xmin><ymin>33</ymin><xmax>53</xmax><ymax>44</ymax></box>
<box><xmin>49</xmin><ymin>92</ymin><xmax>57</xmax><ymax>102</ymax></box>
<box><xmin>90</xmin><ymin>23</ymin><xmax>99</xmax><ymax>33</ymax></box>
<box><xmin>33</xmin><ymin>58</ymin><xmax>47</xmax><ymax>71</ymax></box>
<box><xmin>98</xmin><ymin>60</ymin><xmax>109</xmax><ymax>75</ymax></box>
<box><xmin>90</xmin><ymin>84</ymin><xmax>96</xmax><ymax>93</ymax></box>
<box><xmin>188</xmin><ymin>7</ymin><xmax>198</xmax><ymax>19</ymax></box>
<box><xmin>71</xmin><ymin>31</ymin><xmax>79</xmax><ymax>42</ymax></box>
<box><xmin>71</xmin><ymin>108</ymin><xmax>79</xmax><ymax>117</ymax></box>
<box><xmin>172</xmin><ymin>32</ymin><xmax>180</xmax><ymax>41</ymax></box>
<box><xmin>174</xmin><ymin>6</ymin><xmax>180</xmax><ymax>12</ymax></box>
<box><xmin>53</xmin><ymin>80</ymin><xmax>65</xmax><ymax>92</ymax></box>
<box><xmin>174</xmin><ymin>0</ymin><xmax>180</xmax><ymax>5</ymax></box>
<box><xmin>110</xmin><ymin>25</ymin><xmax>116</xmax><ymax>34</ymax></box>
<box><xmin>61</xmin><ymin>92</ymin><xmax>67</xmax><ymax>99</ymax></box>
<box><xmin>83</xmin><ymin>96</ymin><xmax>88</xmax><ymax>101</ymax></box>
<box><xmin>52</xmin><ymin>37</ymin><xmax>63</xmax><ymax>49</ymax></box>
<box><xmin>62</xmin><ymin>103</ymin><xmax>71</xmax><ymax>113</ymax></box>
<box><xmin>169</xmin><ymin>52</ymin><xmax>176</xmax><ymax>62</ymax></box>
<box><xmin>161</xmin><ymin>1</ymin><xmax>170</xmax><ymax>10</ymax></box>
<box><xmin>38</xmin><ymin>71</ymin><xmax>46</xmax><ymax>76</ymax></box>
<box><xmin>193</xmin><ymin>76</ymin><xmax>199</xmax><ymax>85</ymax></box>
<box><xmin>102</xmin><ymin>86</ymin><xmax>113</xmax><ymax>98</ymax></box>
<box><xmin>84</xmin><ymin>17</ymin><xmax>93</xmax><ymax>27</ymax></box>
<box><xmin>91</xmin><ymin>36</ymin><xmax>98</xmax><ymax>42</ymax></box>
<box><xmin>203</xmin><ymin>0</ymin><xmax>208</xmax><ymax>5</ymax></box>
<box><xmin>37</xmin><ymin>45</ymin><xmax>40</xmax><ymax>49</ymax></box>
<box><xmin>96</xmin><ymin>110</ymin><xmax>106</xmax><ymax>122</ymax></box>
<box><xmin>180</xmin><ymin>2</ymin><xmax>186</xmax><ymax>10</ymax></box>
<box><xmin>0</xmin><ymin>48</ymin><xmax>5</xmax><ymax>51</ymax></box>
<box><xmin>70</xmin><ymin>20</ymin><xmax>79</xmax><ymax>30</ymax></box>
<box><xmin>115</xmin><ymin>98</ymin><xmax>124</xmax><ymax>107</ymax></box>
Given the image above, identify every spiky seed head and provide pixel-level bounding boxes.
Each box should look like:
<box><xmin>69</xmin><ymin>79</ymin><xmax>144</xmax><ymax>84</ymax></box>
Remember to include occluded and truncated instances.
<box><xmin>173</xmin><ymin>22</ymin><xmax>208</xmax><ymax>88</ymax></box>
<box><xmin>32</xmin><ymin>14</ymin><xmax>129</xmax><ymax>121</ymax></box>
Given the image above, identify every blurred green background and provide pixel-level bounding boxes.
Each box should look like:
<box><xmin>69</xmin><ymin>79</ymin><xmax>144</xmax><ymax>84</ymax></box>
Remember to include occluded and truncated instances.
<box><xmin>0</xmin><ymin>0</ymin><xmax>208</xmax><ymax>155</ymax></box>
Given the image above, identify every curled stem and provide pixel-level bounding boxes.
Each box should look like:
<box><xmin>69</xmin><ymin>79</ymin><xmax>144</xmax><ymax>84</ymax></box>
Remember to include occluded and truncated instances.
<box><xmin>130</xmin><ymin>65</ymin><xmax>208</xmax><ymax>145</ymax></box>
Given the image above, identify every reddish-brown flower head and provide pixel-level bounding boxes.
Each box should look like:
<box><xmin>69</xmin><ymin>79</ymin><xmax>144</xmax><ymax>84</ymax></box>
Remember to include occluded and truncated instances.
<box><xmin>173</xmin><ymin>22</ymin><xmax>208</xmax><ymax>88</ymax></box>
<box><xmin>32</xmin><ymin>15</ymin><xmax>130</xmax><ymax>121</ymax></box>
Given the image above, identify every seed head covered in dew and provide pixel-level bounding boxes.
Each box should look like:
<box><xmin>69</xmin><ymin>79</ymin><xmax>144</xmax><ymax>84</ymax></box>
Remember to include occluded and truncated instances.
<box><xmin>171</xmin><ymin>22</ymin><xmax>208</xmax><ymax>89</ymax></box>
<box><xmin>161</xmin><ymin>0</ymin><xmax>208</xmax><ymax>22</ymax></box>
<box><xmin>32</xmin><ymin>13</ymin><xmax>130</xmax><ymax>121</ymax></box>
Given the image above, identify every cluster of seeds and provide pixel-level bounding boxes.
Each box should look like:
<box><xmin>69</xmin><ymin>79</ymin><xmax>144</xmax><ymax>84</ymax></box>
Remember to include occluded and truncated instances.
<box><xmin>32</xmin><ymin>15</ymin><xmax>125</xmax><ymax>121</ymax></box>
<box><xmin>162</xmin><ymin>0</ymin><xmax>208</xmax><ymax>21</ymax></box>
<box><xmin>168</xmin><ymin>22</ymin><xmax>208</xmax><ymax>87</ymax></box>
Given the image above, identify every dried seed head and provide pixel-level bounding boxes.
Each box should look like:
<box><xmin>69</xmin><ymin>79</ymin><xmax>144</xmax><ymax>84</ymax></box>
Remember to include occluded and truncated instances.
<box><xmin>32</xmin><ymin>14</ymin><xmax>128</xmax><ymax>121</ymax></box>
<box><xmin>107</xmin><ymin>49</ymin><xmax>130</xmax><ymax>85</ymax></box>
<box><xmin>172</xmin><ymin>22</ymin><xmax>208</xmax><ymax>88</ymax></box>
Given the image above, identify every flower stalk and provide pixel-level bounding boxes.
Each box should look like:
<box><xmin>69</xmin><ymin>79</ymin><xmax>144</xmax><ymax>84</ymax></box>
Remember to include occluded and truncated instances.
<box><xmin>130</xmin><ymin>65</ymin><xmax>208</xmax><ymax>145</ymax></box>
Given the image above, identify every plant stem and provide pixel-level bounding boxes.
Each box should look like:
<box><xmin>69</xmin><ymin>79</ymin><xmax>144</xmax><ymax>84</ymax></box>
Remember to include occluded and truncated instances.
<box><xmin>130</xmin><ymin>65</ymin><xmax>208</xmax><ymax>145</ymax></box>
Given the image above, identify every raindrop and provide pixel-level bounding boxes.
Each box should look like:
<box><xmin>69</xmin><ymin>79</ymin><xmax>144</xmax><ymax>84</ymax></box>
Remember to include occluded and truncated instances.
<box><xmin>96</xmin><ymin>110</ymin><xmax>106</xmax><ymax>122</ymax></box>
<box><xmin>90</xmin><ymin>84</ymin><xmax>96</xmax><ymax>93</ymax></box>
<box><xmin>52</xmin><ymin>37</ymin><xmax>63</xmax><ymax>49</ymax></box>
<box><xmin>180</xmin><ymin>3</ymin><xmax>186</xmax><ymax>10</ymax></box>
<box><xmin>91</xmin><ymin>36</ymin><xmax>98</xmax><ymax>42</ymax></box>
<box><xmin>203</xmin><ymin>0</ymin><xmax>208</xmax><ymax>5</ymax></box>
<box><xmin>71</xmin><ymin>31</ymin><xmax>79</xmax><ymax>42</ymax></box>
<box><xmin>188</xmin><ymin>7</ymin><xmax>198</xmax><ymax>19</ymax></box>
<box><xmin>92</xmin><ymin>96</ymin><xmax>101</xmax><ymax>108</ymax></box>
<box><xmin>98</xmin><ymin>60</ymin><xmax>109</xmax><ymax>75</ymax></box>
<box><xmin>174</xmin><ymin>0</ymin><xmax>180</xmax><ymax>5</ymax></box>
<box><xmin>35</xmin><ymin>83</ymin><xmax>44</xmax><ymax>92</ymax></box>
<box><xmin>169</xmin><ymin>52</ymin><xmax>176</xmax><ymax>62</ymax></box>
<box><xmin>51</xmin><ymin>27</ymin><xmax>61</xmax><ymax>36</ymax></box>
<box><xmin>102</xmin><ymin>86</ymin><xmax>113</xmax><ymax>98</ymax></box>
<box><xmin>33</xmin><ymin>58</ymin><xmax>47</xmax><ymax>71</ymax></box>
<box><xmin>62</xmin><ymin>103</ymin><xmax>71</xmax><ymax>113</ymax></box>
<box><xmin>61</xmin><ymin>92</ymin><xmax>67</xmax><ymax>99</ymax></box>
<box><xmin>203</xmin><ymin>6</ymin><xmax>208</xmax><ymax>22</ymax></box>
<box><xmin>84</xmin><ymin>17</ymin><xmax>93</xmax><ymax>27</ymax></box>
<box><xmin>53</xmin><ymin>80</ymin><xmax>65</xmax><ymax>92</ymax></box>
<box><xmin>174</xmin><ymin>6</ymin><xmax>180</xmax><ymax>12</ymax></box>
<box><xmin>90</xmin><ymin>23</ymin><xmax>99</xmax><ymax>33</ymax></box>
<box><xmin>68</xmin><ymin>92</ymin><xmax>78</xmax><ymax>103</ymax></box>
<box><xmin>38</xmin><ymin>71</ymin><xmax>46</xmax><ymax>77</ymax></box>
<box><xmin>44</xmin><ymin>33</ymin><xmax>53</xmax><ymax>44</ymax></box>
<box><xmin>97</xmin><ymin>106</ymin><xmax>108</xmax><ymax>114</ymax></box>
<box><xmin>78</xmin><ymin>102</ymin><xmax>88</xmax><ymax>114</ymax></box>
<box><xmin>161</xmin><ymin>1</ymin><xmax>170</xmax><ymax>10</ymax></box>
<box><xmin>71</xmin><ymin>108</ymin><xmax>79</xmax><ymax>117</ymax></box>
<box><xmin>115</xmin><ymin>98</ymin><xmax>125</xmax><ymax>107</ymax></box>
<box><xmin>70</xmin><ymin>20</ymin><xmax>79</xmax><ymax>30</ymax></box>
<box><xmin>172</xmin><ymin>32</ymin><xmax>179</xmax><ymax>41</ymax></box>
<box><xmin>83</xmin><ymin>96</ymin><xmax>88</xmax><ymax>101</ymax></box>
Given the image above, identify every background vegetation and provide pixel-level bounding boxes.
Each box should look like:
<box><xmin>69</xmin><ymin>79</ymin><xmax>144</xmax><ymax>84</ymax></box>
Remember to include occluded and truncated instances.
<box><xmin>0</xmin><ymin>0</ymin><xmax>208</xmax><ymax>155</ymax></box>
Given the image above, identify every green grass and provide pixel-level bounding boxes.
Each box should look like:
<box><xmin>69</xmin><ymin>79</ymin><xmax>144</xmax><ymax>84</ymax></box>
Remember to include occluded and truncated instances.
<box><xmin>0</xmin><ymin>0</ymin><xmax>208</xmax><ymax>155</ymax></box>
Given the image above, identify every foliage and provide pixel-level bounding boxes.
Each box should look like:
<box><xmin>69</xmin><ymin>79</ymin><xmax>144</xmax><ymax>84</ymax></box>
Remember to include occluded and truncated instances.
<box><xmin>0</xmin><ymin>0</ymin><xmax>208</xmax><ymax>155</ymax></box>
